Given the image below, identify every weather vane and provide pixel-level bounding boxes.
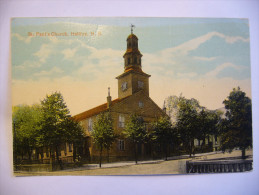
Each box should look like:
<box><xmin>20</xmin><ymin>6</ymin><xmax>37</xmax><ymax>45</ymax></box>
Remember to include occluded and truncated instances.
<box><xmin>131</xmin><ymin>24</ymin><xmax>135</xmax><ymax>34</ymax></box>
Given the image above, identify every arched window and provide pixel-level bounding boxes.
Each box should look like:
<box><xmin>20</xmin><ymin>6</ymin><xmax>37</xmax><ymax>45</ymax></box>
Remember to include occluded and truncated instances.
<box><xmin>128</xmin><ymin>58</ymin><xmax>130</xmax><ymax>65</ymax></box>
<box><xmin>134</xmin><ymin>57</ymin><xmax>137</xmax><ymax>64</ymax></box>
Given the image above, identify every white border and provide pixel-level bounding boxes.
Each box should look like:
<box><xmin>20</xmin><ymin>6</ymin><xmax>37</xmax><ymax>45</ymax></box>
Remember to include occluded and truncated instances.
<box><xmin>1</xmin><ymin>1</ymin><xmax>259</xmax><ymax>195</ymax></box>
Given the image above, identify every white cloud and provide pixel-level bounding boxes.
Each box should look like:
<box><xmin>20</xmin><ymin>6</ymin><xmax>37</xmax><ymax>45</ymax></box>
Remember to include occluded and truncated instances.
<box><xmin>62</xmin><ymin>48</ymin><xmax>78</xmax><ymax>59</ymax></box>
<box><xmin>193</xmin><ymin>56</ymin><xmax>217</xmax><ymax>61</ymax></box>
<box><xmin>12</xmin><ymin>30</ymin><xmax>251</xmax><ymax>115</ymax></box>
<box><xmin>12</xmin><ymin>33</ymin><xmax>32</xmax><ymax>44</ymax></box>
<box><xmin>88</xmin><ymin>48</ymin><xmax>123</xmax><ymax>62</ymax></box>
<box><xmin>14</xmin><ymin>60</ymin><xmax>41</xmax><ymax>70</ymax></box>
<box><xmin>205</xmin><ymin>62</ymin><xmax>245</xmax><ymax>78</ymax></box>
<box><xmin>33</xmin><ymin>67</ymin><xmax>63</xmax><ymax>77</ymax></box>
<box><xmin>161</xmin><ymin>32</ymin><xmax>249</xmax><ymax>56</ymax></box>
<box><xmin>34</xmin><ymin>44</ymin><xmax>53</xmax><ymax>63</ymax></box>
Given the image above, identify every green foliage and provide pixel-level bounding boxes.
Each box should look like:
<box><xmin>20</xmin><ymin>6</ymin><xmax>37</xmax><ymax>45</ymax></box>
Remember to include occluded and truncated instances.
<box><xmin>175</xmin><ymin>96</ymin><xmax>200</xmax><ymax>156</ymax></box>
<box><xmin>40</xmin><ymin>91</ymin><xmax>86</xmax><ymax>166</ymax></box>
<box><xmin>124</xmin><ymin>114</ymin><xmax>147</xmax><ymax>144</ymax></box>
<box><xmin>152</xmin><ymin>116</ymin><xmax>177</xmax><ymax>160</ymax></box>
<box><xmin>220</xmin><ymin>87</ymin><xmax>252</xmax><ymax>157</ymax></box>
<box><xmin>124</xmin><ymin>114</ymin><xmax>147</xmax><ymax>163</ymax></box>
<box><xmin>165</xmin><ymin>95</ymin><xmax>222</xmax><ymax>155</ymax></box>
<box><xmin>165</xmin><ymin>95</ymin><xmax>200</xmax><ymax>124</ymax></box>
<box><xmin>12</xmin><ymin>104</ymin><xmax>43</xmax><ymax>160</ymax></box>
<box><xmin>152</xmin><ymin>117</ymin><xmax>173</xmax><ymax>143</ymax></box>
<box><xmin>92</xmin><ymin>111</ymin><xmax>116</xmax><ymax>149</ymax></box>
<box><xmin>40</xmin><ymin>92</ymin><xmax>72</xmax><ymax>148</ymax></box>
<box><xmin>92</xmin><ymin>111</ymin><xmax>116</xmax><ymax>167</ymax></box>
<box><xmin>12</xmin><ymin>92</ymin><xmax>85</xmax><ymax>166</ymax></box>
<box><xmin>196</xmin><ymin>108</ymin><xmax>222</xmax><ymax>142</ymax></box>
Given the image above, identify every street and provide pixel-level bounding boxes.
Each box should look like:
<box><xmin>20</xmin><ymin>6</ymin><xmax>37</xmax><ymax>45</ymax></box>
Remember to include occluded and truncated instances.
<box><xmin>14</xmin><ymin>149</ymin><xmax>252</xmax><ymax>176</ymax></box>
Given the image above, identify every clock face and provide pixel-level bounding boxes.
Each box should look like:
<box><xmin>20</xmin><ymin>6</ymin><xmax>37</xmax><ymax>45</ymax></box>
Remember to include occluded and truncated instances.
<box><xmin>121</xmin><ymin>82</ymin><xmax>128</xmax><ymax>91</ymax></box>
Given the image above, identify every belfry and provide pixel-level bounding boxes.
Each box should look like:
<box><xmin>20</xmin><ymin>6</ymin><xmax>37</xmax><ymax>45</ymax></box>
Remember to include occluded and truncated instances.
<box><xmin>123</xmin><ymin>25</ymin><xmax>143</xmax><ymax>72</ymax></box>
<box><xmin>116</xmin><ymin>25</ymin><xmax>151</xmax><ymax>99</ymax></box>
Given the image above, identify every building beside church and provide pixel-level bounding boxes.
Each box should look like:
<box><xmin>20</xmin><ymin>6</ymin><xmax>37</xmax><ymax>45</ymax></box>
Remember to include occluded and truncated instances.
<box><xmin>72</xmin><ymin>31</ymin><xmax>167</xmax><ymax>162</ymax></box>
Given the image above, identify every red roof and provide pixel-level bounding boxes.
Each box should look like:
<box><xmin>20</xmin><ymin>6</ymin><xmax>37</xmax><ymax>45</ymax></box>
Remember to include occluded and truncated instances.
<box><xmin>73</xmin><ymin>97</ymin><xmax>128</xmax><ymax>121</ymax></box>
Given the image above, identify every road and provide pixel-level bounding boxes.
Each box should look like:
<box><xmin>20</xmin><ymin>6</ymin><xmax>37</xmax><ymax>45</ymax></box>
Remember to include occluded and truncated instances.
<box><xmin>14</xmin><ymin>149</ymin><xmax>252</xmax><ymax>176</ymax></box>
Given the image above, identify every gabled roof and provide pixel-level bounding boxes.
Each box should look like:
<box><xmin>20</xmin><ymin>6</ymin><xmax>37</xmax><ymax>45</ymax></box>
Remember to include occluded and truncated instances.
<box><xmin>73</xmin><ymin>96</ymin><xmax>129</xmax><ymax>121</ymax></box>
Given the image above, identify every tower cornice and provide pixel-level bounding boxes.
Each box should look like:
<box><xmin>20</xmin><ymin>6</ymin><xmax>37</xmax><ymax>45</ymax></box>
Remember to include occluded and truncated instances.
<box><xmin>116</xmin><ymin>69</ymin><xmax>151</xmax><ymax>80</ymax></box>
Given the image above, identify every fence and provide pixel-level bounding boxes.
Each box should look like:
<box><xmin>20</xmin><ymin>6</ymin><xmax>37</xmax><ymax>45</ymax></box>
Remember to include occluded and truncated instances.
<box><xmin>186</xmin><ymin>159</ymin><xmax>253</xmax><ymax>173</ymax></box>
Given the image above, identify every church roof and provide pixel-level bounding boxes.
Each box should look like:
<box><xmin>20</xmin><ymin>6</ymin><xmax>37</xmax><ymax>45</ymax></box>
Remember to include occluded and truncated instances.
<box><xmin>127</xmin><ymin>33</ymin><xmax>138</xmax><ymax>40</ymax></box>
<box><xmin>116</xmin><ymin>68</ymin><xmax>151</xmax><ymax>79</ymax></box>
<box><xmin>73</xmin><ymin>96</ymin><xmax>129</xmax><ymax>121</ymax></box>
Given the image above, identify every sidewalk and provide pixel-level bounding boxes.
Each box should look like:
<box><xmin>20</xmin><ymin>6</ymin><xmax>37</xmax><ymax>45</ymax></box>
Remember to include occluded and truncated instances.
<box><xmin>60</xmin><ymin>159</ymin><xmax>165</xmax><ymax>172</ymax></box>
<box><xmin>60</xmin><ymin>150</ymin><xmax>249</xmax><ymax>172</ymax></box>
<box><xmin>14</xmin><ymin>149</ymin><xmax>252</xmax><ymax>176</ymax></box>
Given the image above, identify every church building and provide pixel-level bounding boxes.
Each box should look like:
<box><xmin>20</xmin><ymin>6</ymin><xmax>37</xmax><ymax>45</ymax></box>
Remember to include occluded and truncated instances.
<box><xmin>73</xmin><ymin>28</ymin><xmax>167</xmax><ymax>162</ymax></box>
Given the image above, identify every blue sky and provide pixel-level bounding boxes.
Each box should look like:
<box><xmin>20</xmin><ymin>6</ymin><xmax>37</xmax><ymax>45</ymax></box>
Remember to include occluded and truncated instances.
<box><xmin>11</xmin><ymin>17</ymin><xmax>251</xmax><ymax>115</ymax></box>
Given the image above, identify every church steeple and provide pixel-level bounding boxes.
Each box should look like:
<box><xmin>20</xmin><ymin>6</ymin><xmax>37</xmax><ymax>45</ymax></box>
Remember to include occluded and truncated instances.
<box><xmin>123</xmin><ymin>25</ymin><xmax>143</xmax><ymax>72</ymax></box>
<box><xmin>116</xmin><ymin>26</ymin><xmax>150</xmax><ymax>99</ymax></box>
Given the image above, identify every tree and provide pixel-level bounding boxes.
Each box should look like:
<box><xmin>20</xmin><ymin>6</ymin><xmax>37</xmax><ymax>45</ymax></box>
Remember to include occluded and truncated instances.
<box><xmin>152</xmin><ymin>116</ymin><xmax>177</xmax><ymax>160</ymax></box>
<box><xmin>12</xmin><ymin>104</ymin><xmax>43</xmax><ymax>162</ymax></box>
<box><xmin>124</xmin><ymin>114</ymin><xmax>147</xmax><ymax>164</ymax></box>
<box><xmin>196</xmin><ymin>108</ymin><xmax>222</xmax><ymax>152</ymax></box>
<box><xmin>66</xmin><ymin>119</ymin><xmax>85</xmax><ymax>162</ymax></box>
<box><xmin>221</xmin><ymin>87</ymin><xmax>252</xmax><ymax>159</ymax></box>
<box><xmin>92</xmin><ymin>111</ymin><xmax>116</xmax><ymax>167</ymax></box>
<box><xmin>40</xmin><ymin>92</ymin><xmax>79</xmax><ymax>169</ymax></box>
<box><xmin>176</xmin><ymin>96</ymin><xmax>200</xmax><ymax>157</ymax></box>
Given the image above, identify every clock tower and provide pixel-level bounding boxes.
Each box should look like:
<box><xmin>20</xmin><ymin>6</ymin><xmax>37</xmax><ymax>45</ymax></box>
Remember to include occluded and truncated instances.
<box><xmin>116</xmin><ymin>26</ymin><xmax>151</xmax><ymax>99</ymax></box>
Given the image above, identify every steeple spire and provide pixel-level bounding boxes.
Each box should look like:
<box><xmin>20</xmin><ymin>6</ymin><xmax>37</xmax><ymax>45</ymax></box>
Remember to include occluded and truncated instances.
<box><xmin>123</xmin><ymin>26</ymin><xmax>143</xmax><ymax>72</ymax></box>
<box><xmin>131</xmin><ymin>24</ymin><xmax>135</xmax><ymax>34</ymax></box>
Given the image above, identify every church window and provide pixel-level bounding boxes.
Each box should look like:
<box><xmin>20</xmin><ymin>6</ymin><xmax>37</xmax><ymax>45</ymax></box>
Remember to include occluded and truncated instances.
<box><xmin>118</xmin><ymin>140</ymin><xmax>125</xmax><ymax>150</ymax></box>
<box><xmin>121</xmin><ymin>82</ymin><xmax>128</xmax><ymax>91</ymax></box>
<box><xmin>88</xmin><ymin>118</ymin><xmax>93</xmax><ymax>132</ymax></box>
<box><xmin>139</xmin><ymin>101</ymin><xmax>144</xmax><ymax>108</ymax></box>
<box><xmin>134</xmin><ymin>57</ymin><xmax>137</xmax><ymax>64</ymax></box>
<box><xmin>128</xmin><ymin>58</ymin><xmax>130</xmax><ymax>65</ymax></box>
<box><xmin>118</xmin><ymin>114</ymin><xmax>125</xmax><ymax>128</ymax></box>
<box><xmin>138</xmin><ymin>81</ymin><xmax>144</xmax><ymax>88</ymax></box>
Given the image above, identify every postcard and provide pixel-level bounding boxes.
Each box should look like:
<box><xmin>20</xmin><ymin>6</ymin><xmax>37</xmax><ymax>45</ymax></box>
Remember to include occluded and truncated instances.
<box><xmin>11</xmin><ymin>17</ymin><xmax>252</xmax><ymax>176</ymax></box>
